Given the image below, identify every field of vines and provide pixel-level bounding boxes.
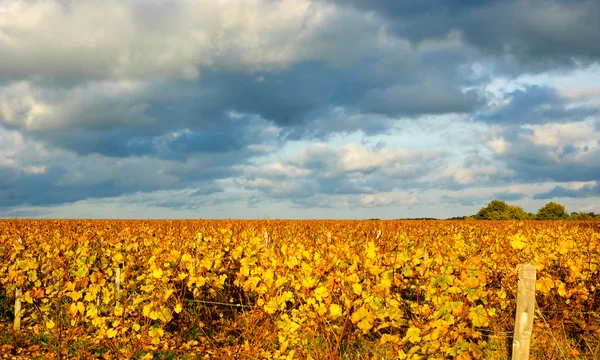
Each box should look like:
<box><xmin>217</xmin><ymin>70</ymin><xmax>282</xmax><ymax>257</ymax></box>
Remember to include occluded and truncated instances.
<box><xmin>0</xmin><ymin>219</ymin><xmax>599</xmax><ymax>359</ymax></box>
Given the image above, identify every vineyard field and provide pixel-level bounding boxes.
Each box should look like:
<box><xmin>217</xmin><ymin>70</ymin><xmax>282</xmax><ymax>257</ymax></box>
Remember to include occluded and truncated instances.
<box><xmin>1</xmin><ymin>219</ymin><xmax>599</xmax><ymax>359</ymax></box>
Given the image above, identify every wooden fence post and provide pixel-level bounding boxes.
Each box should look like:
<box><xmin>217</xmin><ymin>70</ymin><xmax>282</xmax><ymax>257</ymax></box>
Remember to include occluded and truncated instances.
<box><xmin>14</xmin><ymin>237</ymin><xmax>23</xmax><ymax>332</ymax></box>
<box><xmin>14</xmin><ymin>288</ymin><xmax>22</xmax><ymax>331</ymax></box>
<box><xmin>115</xmin><ymin>266</ymin><xmax>121</xmax><ymax>307</ymax></box>
<box><xmin>512</xmin><ymin>263</ymin><xmax>537</xmax><ymax>360</ymax></box>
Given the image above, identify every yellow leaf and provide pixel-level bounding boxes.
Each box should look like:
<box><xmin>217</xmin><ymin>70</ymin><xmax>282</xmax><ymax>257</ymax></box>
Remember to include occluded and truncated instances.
<box><xmin>106</xmin><ymin>328</ymin><xmax>118</xmax><ymax>338</ymax></box>
<box><xmin>46</xmin><ymin>320</ymin><xmax>55</xmax><ymax>329</ymax></box>
<box><xmin>22</xmin><ymin>291</ymin><xmax>33</xmax><ymax>304</ymax></box>
<box><xmin>468</xmin><ymin>305</ymin><xmax>489</xmax><ymax>327</ymax></box>
<box><xmin>149</xmin><ymin>311</ymin><xmax>160</xmax><ymax>320</ymax></box>
<box><xmin>286</xmin><ymin>350</ymin><xmax>296</xmax><ymax>360</ymax></box>
<box><xmin>28</xmin><ymin>270</ymin><xmax>38</xmax><ymax>282</ymax></box>
<box><xmin>569</xmin><ymin>265</ymin><xmax>582</xmax><ymax>278</ymax></box>
<box><xmin>314</xmin><ymin>286</ymin><xmax>329</xmax><ymax>302</ymax></box>
<box><xmin>174</xmin><ymin>303</ymin><xmax>183</xmax><ymax>314</ymax></box>
<box><xmin>317</xmin><ymin>302</ymin><xmax>328</xmax><ymax>316</ymax></box>
<box><xmin>181</xmin><ymin>254</ymin><xmax>192</xmax><ymax>262</ymax></box>
<box><xmin>149</xmin><ymin>326</ymin><xmax>164</xmax><ymax>338</ymax></box>
<box><xmin>357</xmin><ymin>318</ymin><xmax>372</xmax><ymax>332</ymax></box>
<box><xmin>159</xmin><ymin>307</ymin><xmax>172</xmax><ymax>323</ymax></box>
<box><xmin>352</xmin><ymin>284</ymin><xmax>363</xmax><ymax>296</ymax></box>
<box><xmin>329</xmin><ymin>304</ymin><xmax>343</xmax><ymax>318</ymax></box>
<box><xmin>405</xmin><ymin>327</ymin><xmax>421</xmax><ymax>344</ymax></box>
<box><xmin>68</xmin><ymin>291</ymin><xmax>82</xmax><ymax>301</ymax></box>
<box><xmin>281</xmin><ymin>291</ymin><xmax>294</xmax><ymax>303</ymax></box>
<box><xmin>163</xmin><ymin>288</ymin><xmax>174</xmax><ymax>301</ymax></box>
<box><xmin>86</xmin><ymin>305</ymin><xmax>98</xmax><ymax>318</ymax></box>
<box><xmin>65</xmin><ymin>282</ymin><xmax>76</xmax><ymax>292</ymax></box>
<box><xmin>351</xmin><ymin>306</ymin><xmax>370</xmax><ymax>324</ymax></box>
<box><xmin>264</xmin><ymin>299</ymin><xmax>279</xmax><ymax>314</ymax></box>
<box><xmin>366</xmin><ymin>241</ymin><xmax>377</xmax><ymax>260</ymax></box>
<box><xmin>510</xmin><ymin>239</ymin><xmax>526</xmax><ymax>250</ymax></box>
<box><xmin>557</xmin><ymin>282</ymin><xmax>567</xmax><ymax>297</ymax></box>
<box><xmin>69</xmin><ymin>303</ymin><xmax>78</xmax><ymax>316</ymax></box>
<box><xmin>263</xmin><ymin>268</ymin><xmax>274</xmax><ymax>286</ymax></box>
<box><xmin>380</xmin><ymin>334</ymin><xmax>401</xmax><ymax>345</ymax></box>
<box><xmin>536</xmin><ymin>277</ymin><xmax>554</xmax><ymax>294</ymax></box>
<box><xmin>152</xmin><ymin>268</ymin><xmax>163</xmax><ymax>279</ymax></box>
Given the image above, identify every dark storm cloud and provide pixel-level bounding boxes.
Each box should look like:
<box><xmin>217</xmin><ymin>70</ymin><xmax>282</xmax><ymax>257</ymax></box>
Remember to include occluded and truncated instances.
<box><xmin>0</xmin><ymin>166</ymin><xmax>127</xmax><ymax>207</ymax></box>
<box><xmin>533</xmin><ymin>184</ymin><xmax>600</xmax><ymax>200</ymax></box>
<box><xmin>495</xmin><ymin>126</ymin><xmax>600</xmax><ymax>184</ymax></box>
<box><xmin>29</xmin><ymin>129</ymin><xmax>157</xmax><ymax>158</ymax></box>
<box><xmin>189</xmin><ymin>183</ymin><xmax>224</xmax><ymax>197</ymax></box>
<box><xmin>493</xmin><ymin>191</ymin><xmax>527</xmax><ymax>201</ymax></box>
<box><xmin>0</xmin><ymin>162</ymin><xmax>228</xmax><ymax>208</ymax></box>
<box><xmin>2</xmin><ymin>44</ymin><xmax>492</xmax><ymax>158</ymax></box>
<box><xmin>2</xmin><ymin>0</ymin><xmax>600</xmax><ymax>217</ymax></box>
<box><xmin>503</xmin><ymin>147</ymin><xmax>600</xmax><ymax>183</ymax></box>
<box><xmin>440</xmin><ymin>194</ymin><xmax>483</xmax><ymax>207</ymax></box>
<box><xmin>358</xmin><ymin>80</ymin><xmax>483</xmax><ymax>117</ymax></box>
<box><xmin>484</xmin><ymin>86</ymin><xmax>598</xmax><ymax>125</ymax></box>
<box><xmin>197</xmin><ymin>64</ymin><xmax>339</xmax><ymax>126</ymax></box>
<box><xmin>233</xmin><ymin>145</ymin><xmax>447</xmax><ymax>208</ymax></box>
<box><xmin>154</xmin><ymin>61</ymin><xmax>481</xmax><ymax>133</ymax></box>
<box><xmin>324</xmin><ymin>0</ymin><xmax>600</xmax><ymax>72</ymax></box>
<box><xmin>0</xmin><ymin>147</ymin><xmax>233</xmax><ymax>209</ymax></box>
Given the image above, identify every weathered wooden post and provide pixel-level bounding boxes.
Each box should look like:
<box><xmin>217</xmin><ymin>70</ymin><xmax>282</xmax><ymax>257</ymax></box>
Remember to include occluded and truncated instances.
<box><xmin>14</xmin><ymin>237</ymin><xmax>23</xmax><ymax>332</ymax></box>
<box><xmin>264</xmin><ymin>231</ymin><xmax>270</xmax><ymax>249</ymax></box>
<box><xmin>115</xmin><ymin>266</ymin><xmax>121</xmax><ymax>306</ymax></box>
<box><xmin>512</xmin><ymin>263</ymin><xmax>536</xmax><ymax>360</ymax></box>
<box><xmin>14</xmin><ymin>288</ymin><xmax>22</xmax><ymax>331</ymax></box>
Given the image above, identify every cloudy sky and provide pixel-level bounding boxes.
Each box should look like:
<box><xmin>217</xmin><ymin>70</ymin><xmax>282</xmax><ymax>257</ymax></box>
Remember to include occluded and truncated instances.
<box><xmin>1</xmin><ymin>0</ymin><xmax>600</xmax><ymax>219</ymax></box>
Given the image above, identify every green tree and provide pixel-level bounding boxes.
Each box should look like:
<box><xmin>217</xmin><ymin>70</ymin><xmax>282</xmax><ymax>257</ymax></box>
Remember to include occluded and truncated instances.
<box><xmin>569</xmin><ymin>211</ymin><xmax>596</xmax><ymax>220</ymax></box>
<box><xmin>475</xmin><ymin>200</ymin><xmax>510</xmax><ymax>220</ymax></box>
<box><xmin>536</xmin><ymin>202</ymin><xmax>568</xmax><ymax>220</ymax></box>
<box><xmin>475</xmin><ymin>200</ymin><xmax>531</xmax><ymax>220</ymax></box>
<box><xmin>508</xmin><ymin>205</ymin><xmax>529</xmax><ymax>220</ymax></box>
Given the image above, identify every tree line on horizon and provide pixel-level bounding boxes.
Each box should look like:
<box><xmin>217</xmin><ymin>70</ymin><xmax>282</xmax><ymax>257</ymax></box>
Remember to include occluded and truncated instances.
<box><xmin>460</xmin><ymin>200</ymin><xmax>600</xmax><ymax>220</ymax></box>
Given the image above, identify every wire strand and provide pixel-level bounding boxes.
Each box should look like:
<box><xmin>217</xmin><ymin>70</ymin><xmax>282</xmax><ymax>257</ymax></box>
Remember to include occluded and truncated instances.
<box><xmin>535</xmin><ymin>299</ymin><xmax>568</xmax><ymax>360</ymax></box>
<box><xmin>183</xmin><ymin>299</ymin><xmax>255</xmax><ymax>309</ymax></box>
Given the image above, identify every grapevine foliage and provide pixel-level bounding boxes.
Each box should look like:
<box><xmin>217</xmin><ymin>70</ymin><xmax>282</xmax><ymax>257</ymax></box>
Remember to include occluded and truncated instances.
<box><xmin>0</xmin><ymin>220</ymin><xmax>599</xmax><ymax>359</ymax></box>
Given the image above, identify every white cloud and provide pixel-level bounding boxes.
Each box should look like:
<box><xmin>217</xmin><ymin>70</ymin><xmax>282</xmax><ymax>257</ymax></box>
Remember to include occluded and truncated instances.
<box><xmin>293</xmin><ymin>143</ymin><xmax>439</xmax><ymax>177</ymax></box>
<box><xmin>421</xmin><ymin>162</ymin><xmax>514</xmax><ymax>187</ymax></box>
<box><xmin>360</xmin><ymin>192</ymin><xmax>418</xmax><ymax>207</ymax></box>
<box><xmin>0</xmin><ymin>127</ymin><xmax>50</xmax><ymax>171</ymax></box>
<box><xmin>23</xmin><ymin>165</ymin><xmax>47</xmax><ymax>174</ymax></box>
<box><xmin>0</xmin><ymin>80</ymin><xmax>153</xmax><ymax>131</ymax></box>
<box><xmin>521</xmin><ymin>121</ymin><xmax>599</xmax><ymax>149</ymax></box>
<box><xmin>3</xmin><ymin>0</ymin><xmax>600</xmax><ymax>219</ymax></box>
<box><xmin>557</xmin><ymin>86</ymin><xmax>600</xmax><ymax>102</ymax></box>
<box><xmin>487</xmin><ymin>137</ymin><xmax>508</xmax><ymax>154</ymax></box>
<box><xmin>0</xmin><ymin>0</ymin><xmax>373</xmax><ymax>81</ymax></box>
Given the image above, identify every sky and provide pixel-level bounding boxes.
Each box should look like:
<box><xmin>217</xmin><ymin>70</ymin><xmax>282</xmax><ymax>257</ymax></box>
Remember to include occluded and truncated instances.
<box><xmin>1</xmin><ymin>0</ymin><xmax>600</xmax><ymax>219</ymax></box>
